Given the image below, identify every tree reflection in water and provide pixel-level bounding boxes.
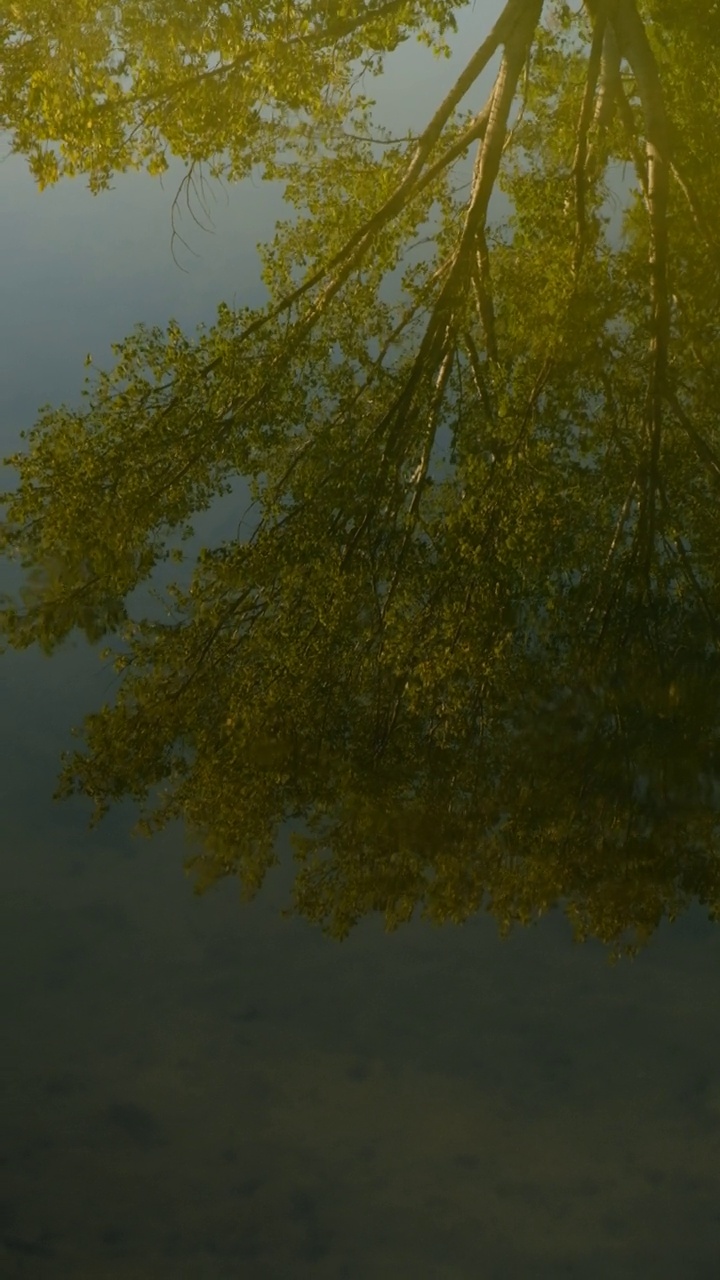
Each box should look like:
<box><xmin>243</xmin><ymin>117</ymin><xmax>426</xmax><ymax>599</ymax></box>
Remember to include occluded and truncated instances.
<box><xmin>2</xmin><ymin>0</ymin><xmax>720</xmax><ymax>955</ymax></box>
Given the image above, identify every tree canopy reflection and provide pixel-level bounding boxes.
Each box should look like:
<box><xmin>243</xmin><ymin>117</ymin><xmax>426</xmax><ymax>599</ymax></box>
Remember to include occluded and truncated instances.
<box><xmin>2</xmin><ymin>0</ymin><xmax>720</xmax><ymax>956</ymax></box>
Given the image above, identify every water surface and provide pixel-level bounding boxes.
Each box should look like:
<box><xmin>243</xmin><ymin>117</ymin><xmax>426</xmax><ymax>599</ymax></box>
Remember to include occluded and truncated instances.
<box><xmin>2</xmin><ymin>4</ymin><xmax>720</xmax><ymax>1275</ymax></box>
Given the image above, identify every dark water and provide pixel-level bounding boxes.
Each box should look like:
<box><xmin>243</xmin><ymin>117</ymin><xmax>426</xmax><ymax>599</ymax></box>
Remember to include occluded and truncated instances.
<box><xmin>3</xmin><ymin>640</ymin><xmax>720</xmax><ymax>1277</ymax></box>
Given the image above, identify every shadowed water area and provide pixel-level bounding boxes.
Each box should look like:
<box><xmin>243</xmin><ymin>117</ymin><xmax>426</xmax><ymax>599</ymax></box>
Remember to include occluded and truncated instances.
<box><xmin>2</xmin><ymin>1</ymin><xmax>720</xmax><ymax>1275</ymax></box>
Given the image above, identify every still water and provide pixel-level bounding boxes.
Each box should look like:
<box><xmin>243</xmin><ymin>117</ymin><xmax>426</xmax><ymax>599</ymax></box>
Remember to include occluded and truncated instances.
<box><xmin>2</xmin><ymin>2</ymin><xmax>720</xmax><ymax>1275</ymax></box>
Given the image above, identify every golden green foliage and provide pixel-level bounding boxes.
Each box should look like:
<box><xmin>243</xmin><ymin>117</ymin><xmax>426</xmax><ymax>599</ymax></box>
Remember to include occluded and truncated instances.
<box><xmin>2</xmin><ymin>0</ymin><xmax>720</xmax><ymax>957</ymax></box>
<box><xmin>0</xmin><ymin>0</ymin><xmax>465</xmax><ymax>189</ymax></box>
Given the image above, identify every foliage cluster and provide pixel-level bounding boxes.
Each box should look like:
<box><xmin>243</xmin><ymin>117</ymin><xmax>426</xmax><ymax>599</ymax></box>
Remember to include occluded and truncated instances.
<box><xmin>2</xmin><ymin>0</ymin><xmax>720</xmax><ymax>956</ymax></box>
